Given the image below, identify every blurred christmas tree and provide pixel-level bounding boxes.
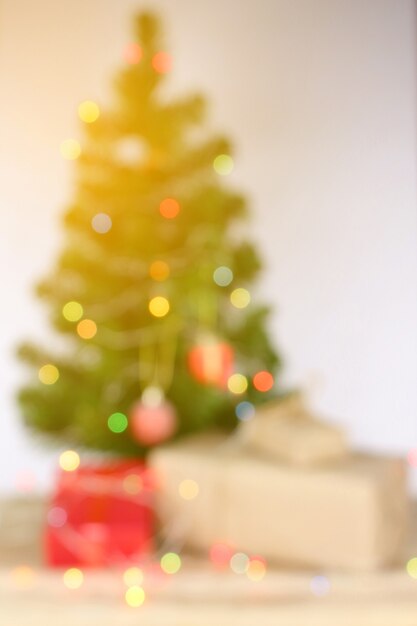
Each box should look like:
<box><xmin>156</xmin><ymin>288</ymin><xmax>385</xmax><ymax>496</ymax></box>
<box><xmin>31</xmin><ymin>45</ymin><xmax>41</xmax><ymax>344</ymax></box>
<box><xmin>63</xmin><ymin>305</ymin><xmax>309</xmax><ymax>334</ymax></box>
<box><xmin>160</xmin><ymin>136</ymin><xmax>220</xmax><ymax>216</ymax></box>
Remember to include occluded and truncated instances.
<box><xmin>16</xmin><ymin>12</ymin><xmax>282</xmax><ymax>457</ymax></box>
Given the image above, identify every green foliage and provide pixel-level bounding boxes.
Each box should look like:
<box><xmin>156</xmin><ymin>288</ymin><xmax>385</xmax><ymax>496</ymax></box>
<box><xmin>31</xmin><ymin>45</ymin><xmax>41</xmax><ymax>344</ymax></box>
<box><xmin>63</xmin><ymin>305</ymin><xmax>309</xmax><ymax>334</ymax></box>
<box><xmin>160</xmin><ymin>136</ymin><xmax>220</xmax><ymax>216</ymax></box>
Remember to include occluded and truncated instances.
<box><xmin>16</xmin><ymin>12</ymin><xmax>283</xmax><ymax>456</ymax></box>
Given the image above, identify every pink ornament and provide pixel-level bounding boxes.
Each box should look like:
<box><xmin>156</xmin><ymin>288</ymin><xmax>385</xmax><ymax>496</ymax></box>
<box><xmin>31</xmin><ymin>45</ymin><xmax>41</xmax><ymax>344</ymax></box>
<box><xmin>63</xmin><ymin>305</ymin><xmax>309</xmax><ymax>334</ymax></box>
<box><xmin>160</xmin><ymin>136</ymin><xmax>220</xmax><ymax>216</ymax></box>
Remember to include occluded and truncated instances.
<box><xmin>130</xmin><ymin>388</ymin><xmax>177</xmax><ymax>445</ymax></box>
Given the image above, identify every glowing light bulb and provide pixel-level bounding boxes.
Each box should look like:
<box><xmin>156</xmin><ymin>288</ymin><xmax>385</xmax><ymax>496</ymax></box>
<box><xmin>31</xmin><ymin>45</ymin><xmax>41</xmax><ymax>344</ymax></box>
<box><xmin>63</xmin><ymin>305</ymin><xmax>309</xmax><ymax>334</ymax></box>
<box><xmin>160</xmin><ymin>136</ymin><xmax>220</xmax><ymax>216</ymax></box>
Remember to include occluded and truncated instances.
<box><xmin>149</xmin><ymin>296</ymin><xmax>170</xmax><ymax>318</ymax></box>
<box><xmin>107</xmin><ymin>412</ymin><xmax>128</xmax><ymax>433</ymax></box>
<box><xmin>149</xmin><ymin>260</ymin><xmax>170</xmax><ymax>281</ymax></box>
<box><xmin>60</xmin><ymin>139</ymin><xmax>81</xmax><ymax>160</ymax></box>
<box><xmin>213</xmin><ymin>154</ymin><xmax>234</xmax><ymax>175</ymax></box>
<box><xmin>227</xmin><ymin>373</ymin><xmax>248</xmax><ymax>394</ymax></box>
<box><xmin>152</xmin><ymin>51</ymin><xmax>172</xmax><ymax>74</ymax></box>
<box><xmin>91</xmin><ymin>213</ymin><xmax>112</xmax><ymax>234</ymax></box>
<box><xmin>78</xmin><ymin>100</ymin><xmax>100</xmax><ymax>123</ymax></box>
<box><xmin>125</xmin><ymin>585</ymin><xmax>145</xmax><ymax>607</ymax></box>
<box><xmin>63</xmin><ymin>568</ymin><xmax>83</xmax><ymax>589</ymax></box>
<box><xmin>59</xmin><ymin>450</ymin><xmax>80</xmax><ymax>472</ymax></box>
<box><xmin>246</xmin><ymin>558</ymin><xmax>267</xmax><ymax>582</ymax></box>
<box><xmin>62</xmin><ymin>301</ymin><xmax>83</xmax><ymax>322</ymax></box>
<box><xmin>38</xmin><ymin>364</ymin><xmax>59</xmax><ymax>385</ymax></box>
<box><xmin>77</xmin><ymin>319</ymin><xmax>97</xmax><ymax>339</ymax></box>
<box><xmin>123</xmin><ymin>567</ymin><xmax>144</xmax><ymax>586</ymax></box>
<box><xmin>213</xmin><ymin>266</ymin><xmax>233</xmax><ymax>287</ymax></box>
<box><xmin>178</xmin><ymin>479</ymin><xmax>199</xmax><ymax>500</ymax></box>
<box><xmin>159</xmin><ymin>198</ymin><xmax>180</xmax><ymax>219</ymax></box>
<box><xmin>253</xmin><ymin>371</ymin><xmax>274</xmax><ymax>392</ymax></box>
<box><xmin>124</xmin><ymin>42</ymin><xmax>142</xmax><ymax>65</ymax></box>
<box><xmin>160</xmin><ymin>552</ymin><xmax>181</xmax><ymax>574</ymax></box>
<box><xmin>230</xmin><ymin>288</ymin><xmax>251</xmax><ymax>309</ymax></box>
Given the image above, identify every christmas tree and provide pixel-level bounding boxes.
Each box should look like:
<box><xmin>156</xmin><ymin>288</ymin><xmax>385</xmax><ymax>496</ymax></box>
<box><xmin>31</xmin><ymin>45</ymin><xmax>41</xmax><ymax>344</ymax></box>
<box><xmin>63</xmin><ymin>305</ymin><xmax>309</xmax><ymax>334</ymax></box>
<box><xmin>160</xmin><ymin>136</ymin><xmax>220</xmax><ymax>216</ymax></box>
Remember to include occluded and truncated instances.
<box><xmin>17</xmin><ymin>12</ymin><xmax>281</xmax><ymax>457</ymax></box>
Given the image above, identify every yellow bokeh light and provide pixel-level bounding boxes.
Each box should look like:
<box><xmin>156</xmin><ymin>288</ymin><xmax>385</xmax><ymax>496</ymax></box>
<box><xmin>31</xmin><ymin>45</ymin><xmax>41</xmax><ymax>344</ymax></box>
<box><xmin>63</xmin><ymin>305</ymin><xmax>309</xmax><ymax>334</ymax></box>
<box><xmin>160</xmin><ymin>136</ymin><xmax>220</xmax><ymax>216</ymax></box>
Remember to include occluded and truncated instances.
<box><xmin>149</xmin><ymin>296</ymin><xmax>170</xmax><ymax>318</ymax></box>
<box><xmin>230</xmin><ymin>288</ymin><xmax>251</xmax><ymax>309</ymax></box>
<box><xmin>77</xmin><ymin>319</ymin><xmax>97</xmax><ymax>339</ymax></box>
<box><xmin>213</xmin><ymin>154</ymin><xmax>234</xmax><ymax>175</ymax></box>
<box><xmin>62</xmin><ymin>301</ymin><xmax>83</xmax><ymax>322</ymax></box>
<box><xmin>227</xmin><ymin>373</ymin><xmax>248</xmax><ymax>394</ymax></box>
<box><xmin>38</xmin><ymin>364</ymin><xmax>59</xmax><ymax>385</ymax></box>
<box><xmin>63</xmin><ymin>568</ymin><xmax>84</xmax><ymax>589</ymax></box>
<box><xmin>246</xmin><ymin>558</ymin><xmax>267</xmax><ymax>582</ymax></box>
<box><xmin>10</xmin><ymin>566</ymin><xmax>36</xmax><ymax>588</ymax></box>
<box><xmin>160</xmin><ymin>552</ymin><xmax>181</xmax><ymax>575</ymax></box>
<box><xmin>59</xmin><ymin>450</ymin><xmax>80</xmax><ymax>472</ymax></box>
<box><xmin>78</xmin><ymin>100</ymin><xmax>100</xmax><ymax>123</ymax></box>
<box><xmin>407</xmin><ymin>557</ymin><xmax>417</xmax><ymax>579</ymax></box>
<box><xmin>178</xmin><ymin>479</ymin><xmax>199</xmax><ymax>500</ymax></box>
<box><xmin>123</xmin><ymin>567</ymin><xmax>144</xmax><ymax>587</ymax></box>
<box><xmin>60</xmin><ymin>139</ymin><xmax>81</xmax><ymax>160</ymax></box>
<box><xmin>149</xmin><ymin>260</ymin><xmax>170</xmax><ymax>281</ymax></box>
<box><xmin>125</xmin><ymin>585</ymin><xmax>145</xmax><ymax>607</ymax></box>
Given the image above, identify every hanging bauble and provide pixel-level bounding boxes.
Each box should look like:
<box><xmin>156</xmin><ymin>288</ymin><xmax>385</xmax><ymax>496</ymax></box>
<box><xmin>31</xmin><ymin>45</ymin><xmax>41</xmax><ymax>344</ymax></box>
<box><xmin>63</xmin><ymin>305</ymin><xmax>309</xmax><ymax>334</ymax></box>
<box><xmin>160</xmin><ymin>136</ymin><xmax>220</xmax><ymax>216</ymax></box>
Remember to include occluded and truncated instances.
<box><xmin>130</xmin><ymin>386</ymin><xmax>177</xmax><ymax>446</ymax></box>
<box><xmin>187</xmin><ymin>336</ymin><xmax>234</xmax><ymax>388</ymax></box>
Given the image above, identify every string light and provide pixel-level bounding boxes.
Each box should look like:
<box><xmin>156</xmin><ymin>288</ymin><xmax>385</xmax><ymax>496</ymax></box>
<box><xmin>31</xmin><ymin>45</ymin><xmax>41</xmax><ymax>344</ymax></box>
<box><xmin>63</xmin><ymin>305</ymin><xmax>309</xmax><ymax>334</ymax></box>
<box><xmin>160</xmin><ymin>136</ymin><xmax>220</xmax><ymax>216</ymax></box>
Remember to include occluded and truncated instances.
<box><xmin>406</xmin><ymin>557</ymin><xmax>417</xmax><ymax>579</ymax></box>
<box><xmin>152</xmin><ymin>51</ymin><xmax>172</xmax><ymax>74</ymax></box>
<box><xmin>59</xmin><ymin>450</ymin><xmax>80</xmax><ymax>472</ymax></box>
<box><xmin>230</xmin><ymin>288</ymin><xmax>251</xmax><ymax>309</ymax></box>
<box><xmin>38</xmin><ymin>364</ymin><xmax>59</xmax><ymax>385</ymax></box>
<box><xmin>178</xmin><ymin>479</ymin><xmax>199</xmax><ymax>500</ymax></box>
<box><xmin>213</xmin><ymin>154</ymin><xmax>234</xmax><ymax>175</ymax></box>
<box><xmin>230</xmin><ymin>552</ymin><xmax>249</xmax><ymax>574</ymax></box>
<box><xmin>77</xmin><ymin>319</ymin><xmax>97</xmax><ymax>339</ymax></box>
<box><xmin>124</xmin><ymin>42</ymin><xmax>142</xmax><ymax>65</ymax></box>
<box><xmin>63</xmin><ymin>568</ymin><xmax>84</xmax><ymax>589</ymax></box>
<box><xmin>209</xmin><ymin>543</ymin><xmax>234</xmax><ymax>569</ymax></box>
<box><xmin>60</xmin><ymin>139</ymin><xmax>81</xmax><ymax>160</ymax></box>
<box><xmin>149</xmin><ymin>260</ymin><xmax>170</xmax><ymax>281</ymax></box>
<box><xmin>159</xmin><ymin>197</ymin><xmax>180</xmax><ymax>219</ymax></box>
<box><xmin>107</xmin><ymin>412</ymin><xmax>128</xmax><ymax>433</ymax></box>
<box><xmin>246</xmin><ymin>558</ymin><xmax>267</xmax><ymax>582</ymax></box>
<box><xmin>213</xmin><ymin>266</ymin><xmax>233</xmax><ymax>287</ymax></box>
<box><xmin>125</xmin><ymin>585</ymin><xmax>145</xmax><ymax>607</ymax></box>
<box><xmin>160</xmin><ymin>552</ymin><xmax>181</xmax><ymax>574</ymax></box>
<box><xmin>148</xmin><ymin>296</ymin><xmax>170</xmax><ymax>318</ymax></box>
<box><xmin>227</xmin><ymin>373</ymin><xmax>248</xmax><ymax>394</ymax></box>
<box><xmin>62</xmin><ymin>301</ymin><xmax>83</xmax><ymax>322</ymax></box>
<box><xmin>92</xmin><ymin>213</ymin><xmax>112</xmax><ymax>234</ymax></box>
<box><xmin>78</xmin><ymin>100</ymin><xmax>100</xmax><ymax>123</ymax></box>
<box><xmin>123</xmin><ymin>567</ymin><xmax>144</xmax><ymax>586</ymax></box>
<box><xmin>235</xmin><ymin>401</ymin><xmax>255</xmax><ymax>421</ymax></box>
<box><xmin>253</xmin><ymin>371</ymin><xmax>274</xmax><ymax>392</ymax></box>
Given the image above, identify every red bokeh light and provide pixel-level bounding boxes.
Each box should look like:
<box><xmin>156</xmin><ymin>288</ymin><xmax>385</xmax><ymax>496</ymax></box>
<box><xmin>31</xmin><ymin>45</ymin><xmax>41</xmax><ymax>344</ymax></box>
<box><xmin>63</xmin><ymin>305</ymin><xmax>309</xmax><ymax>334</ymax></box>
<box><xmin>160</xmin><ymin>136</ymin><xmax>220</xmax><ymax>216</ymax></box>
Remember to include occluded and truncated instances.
<box><xmin>253</xmin><ymin>370</ymin><xmax>274</xmax><ymax>392</ymax></box>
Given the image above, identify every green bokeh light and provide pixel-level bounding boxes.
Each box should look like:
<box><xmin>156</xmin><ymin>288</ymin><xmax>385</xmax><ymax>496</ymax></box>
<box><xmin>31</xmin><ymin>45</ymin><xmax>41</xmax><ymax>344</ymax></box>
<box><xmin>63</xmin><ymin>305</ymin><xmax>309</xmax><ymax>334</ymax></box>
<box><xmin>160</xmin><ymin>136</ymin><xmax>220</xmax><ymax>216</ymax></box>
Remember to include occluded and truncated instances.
<box><xmin>108</xmin><ymin>412</ymin><xmax>128</xmax><ymax>433</ymax></box>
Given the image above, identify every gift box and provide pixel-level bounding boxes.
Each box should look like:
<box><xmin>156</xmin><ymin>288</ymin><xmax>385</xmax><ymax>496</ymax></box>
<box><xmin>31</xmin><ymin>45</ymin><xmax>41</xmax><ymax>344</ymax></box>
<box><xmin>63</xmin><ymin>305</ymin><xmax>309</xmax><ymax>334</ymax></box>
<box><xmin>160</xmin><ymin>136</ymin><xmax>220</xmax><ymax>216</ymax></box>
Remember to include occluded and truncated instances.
<box><xmin>45</xmin><ymin>460</ymin><xmax>155</xmax><ymax>567</ymax></box>
<box><xmin>150</xmin><ymin>432</ymin><xmax>408</xmax><ymax>571</ymax></box>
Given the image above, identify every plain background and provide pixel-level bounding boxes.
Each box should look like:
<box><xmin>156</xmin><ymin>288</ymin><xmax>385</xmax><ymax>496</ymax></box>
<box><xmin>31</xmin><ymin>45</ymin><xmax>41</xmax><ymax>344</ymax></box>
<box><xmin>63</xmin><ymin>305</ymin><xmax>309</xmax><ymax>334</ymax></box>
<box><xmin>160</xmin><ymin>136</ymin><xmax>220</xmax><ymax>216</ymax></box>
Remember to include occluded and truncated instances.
<box><xmin>0</xmin><ymin>0</ymin><xmax>416</xmax><ymax>493</ymax></box>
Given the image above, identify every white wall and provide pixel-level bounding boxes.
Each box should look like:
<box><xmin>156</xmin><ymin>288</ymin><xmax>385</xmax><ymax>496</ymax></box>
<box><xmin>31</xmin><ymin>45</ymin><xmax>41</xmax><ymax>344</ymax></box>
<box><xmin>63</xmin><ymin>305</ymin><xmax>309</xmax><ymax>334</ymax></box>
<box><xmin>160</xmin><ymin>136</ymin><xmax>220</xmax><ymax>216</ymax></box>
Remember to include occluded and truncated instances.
<box><xmin>1</xmin><ymin>0</ymin><xmax>416</xmax><ymax>493</ymax></box>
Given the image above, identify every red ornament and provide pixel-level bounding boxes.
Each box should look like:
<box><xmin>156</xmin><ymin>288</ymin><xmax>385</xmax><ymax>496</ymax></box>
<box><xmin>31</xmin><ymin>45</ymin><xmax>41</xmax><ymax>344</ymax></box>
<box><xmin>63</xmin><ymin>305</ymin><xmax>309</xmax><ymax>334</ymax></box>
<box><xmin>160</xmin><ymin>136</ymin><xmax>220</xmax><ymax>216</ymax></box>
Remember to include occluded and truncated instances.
<box><xmin>188</xmin><ymin>338</ymin><xmax>234</xmax><ymax>388</ymax></box>
<box><xmin>130</xmin><ymin>387</ymin><xmax>177</xmax><ymax>445</ymax></box>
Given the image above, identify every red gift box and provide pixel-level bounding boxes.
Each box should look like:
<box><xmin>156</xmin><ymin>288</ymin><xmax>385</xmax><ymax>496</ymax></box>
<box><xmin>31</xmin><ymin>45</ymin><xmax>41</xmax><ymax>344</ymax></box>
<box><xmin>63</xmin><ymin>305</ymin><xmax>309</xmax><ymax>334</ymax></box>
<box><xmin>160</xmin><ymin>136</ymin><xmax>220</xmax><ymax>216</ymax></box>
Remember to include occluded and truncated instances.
<box><xmin>44</xmin><ymin>460</ymin><xmax>155</xmax><ymax>567</ymax></box>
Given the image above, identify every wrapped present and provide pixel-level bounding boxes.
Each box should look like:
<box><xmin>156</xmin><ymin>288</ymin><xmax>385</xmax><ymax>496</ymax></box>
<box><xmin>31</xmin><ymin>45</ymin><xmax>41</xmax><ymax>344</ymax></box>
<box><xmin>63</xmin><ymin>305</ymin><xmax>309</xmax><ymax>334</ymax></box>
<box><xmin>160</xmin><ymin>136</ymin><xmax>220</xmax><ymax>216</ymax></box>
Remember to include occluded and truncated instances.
<box><xmin>45</xmin><ymin>460</ymin><xmax>155</xmax><ymax>567</ymax></box>
<box><xmin>150</xmin><ymin>432</ymin><xmax>408</xmax><ymax>571</ymax></box>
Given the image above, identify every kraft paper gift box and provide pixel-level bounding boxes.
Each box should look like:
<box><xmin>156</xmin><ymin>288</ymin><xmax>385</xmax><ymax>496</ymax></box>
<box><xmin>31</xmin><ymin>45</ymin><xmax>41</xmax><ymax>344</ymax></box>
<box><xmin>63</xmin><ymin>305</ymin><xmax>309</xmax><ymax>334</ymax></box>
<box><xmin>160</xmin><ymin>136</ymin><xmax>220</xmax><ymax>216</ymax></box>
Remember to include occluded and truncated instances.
<box><xmin>150</xmin><ymin>433</ymin><xmax>408</xmax><ymax>570</ymax></box>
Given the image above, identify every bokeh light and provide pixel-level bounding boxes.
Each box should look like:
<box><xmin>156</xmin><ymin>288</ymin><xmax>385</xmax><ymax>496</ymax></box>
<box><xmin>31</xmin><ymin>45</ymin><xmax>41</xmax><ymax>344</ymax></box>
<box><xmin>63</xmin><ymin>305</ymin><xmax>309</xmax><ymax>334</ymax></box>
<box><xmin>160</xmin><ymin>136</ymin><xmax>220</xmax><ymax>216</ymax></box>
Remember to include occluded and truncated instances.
<box><xmin>213</xmin><ymin>154</ymin><xmax>234</xmax><ymax>175</ymax></box>
<box><xmin>59</xmin><ymin>450</ymin><xmax>80</xmax><ymax>472</ymax></box>
<box><xmin>227</xmin><ymin>373</ymin><xmax>248</xmax><ymax>394</ymax></box>
<box><xmin>213</xmin><ymin>266</ymin><xmax>233</xmax><ymax>287</ymax></box>
<box><xmin>149</xmin><ymin>260</ymin><xmax>170</xmax><ymax>281</ymax></box>
<box><xmin>10</xmin><ymin>566</ymin><xmax>36</xmax><ymax>588</ymax></box>
<box><xmin>235</xmin><ymin>401</ymin><xmax>255</xmax><ymax>421</ymax></box>
<box><xmin>77</xmin><ymin>319</ymin><xmax>97</xmax><ymax>339</ymax></box>
<box><xmin>246</xmin><ymin>558</ymin><xmax>267</xmax><ymax>582</ymax></box>
<box><xmin>406</xmin><ymin>557</ymin><xmax>417</xmax><ymax>579</ymax></box>
<box><xmin>152</xmin><ymin>51</ymin><xmax>172</xmax><ymax>73</ymax></box>
<box><xmin>253</xmin><ymin>370</ymin><xmax>274</xmax><ymax>392</ymax></box>
<box><xmin>230</xmin><ymin>552</ymin><xmax>249</xmax><ymax>574</ymax></box>
<box><xmin>108</xmin><ymin>412</ymin><xmax>128</xmax><ymax>433</ymax></box>
<box><xmin>47</xmin><ymin>506</ymin><xmax>67</xmax><ymax>528</ymax></box>
<box><xmin>123</xmin><ymin>567</ymin><xmax>144</xmax><ymax>587</ymax></box>
<box><xmin>123</xmin><ymin>474</ymin><xmax>143</xmax><ymax>495</ymax></box>
<box><xmin>310</xmin><ymin>574</ymin><xmax>331</xmax><ymax>596</ymax></box>
<box><xmin>92</xmin><ymin>213</ymin><xmax>112</xmax><ymax>234</ymax></box>
<box><xmin>124</xmin><ymin>42</ymin><xmax>142</xmax><ymax>65</ymax></box>
<box><xmin>230</xmin><ymin>288</ymin><xmax>251</xmax><ymax>309</ymax></box>
<box><xmin>159</xmin><ymin>197</ymin><xmax>180</xmax><ymax>219</ymax></box>
<box><xmin>149</xmin><ymin>296</ymin><xmax>170</xmax><ymax>317</ymax></box>
<box><xmin>38</xmin><ymin>364</ymin><xmax>59</xmax><ymax>385</ymax></box>
<box><xmin>178</xmin><ymin>478</ymin><xmax>199</xmax><ymax>500</ymax></box>
<box><xmin>60</xmin><ymin>139</ymin><xmax>81</xmax><ymax>160</ymax></box>
<box><xmin>63</xmin><ymin>568</ymin><xmax>84</xmax><ymax>589</ymax></box>
<box><xmin>125</xmin><ymin>585</ymin><xmax>145</xmax><ymax>607</ymax></box>
<box><xmin>62</xmin><ymin>301</ymin><xmax>83</xmax><ymax>322</ymax></box>
<box><xmin>78</xmin><ymin>100</ymin><xmax>100</xmax><ymax>123</ymax></box>
<box><xmin>209</xmin><ymin>543</ymin><xmax>234</xmax><ymax>569</ymax></box>
<box><xmin>160</xmin><ymin>552</ymin><xmax>181</xmax><ymax>574</ymax></box>
<box><xmin>407</xmin><ymin>449</ymin><xmax>417</xmax><ymax>467</ymax></box>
